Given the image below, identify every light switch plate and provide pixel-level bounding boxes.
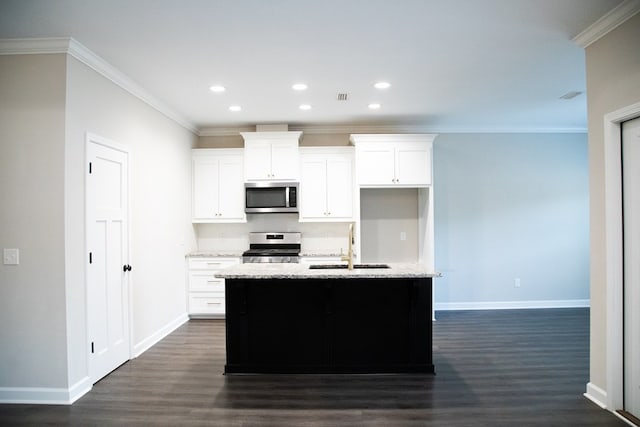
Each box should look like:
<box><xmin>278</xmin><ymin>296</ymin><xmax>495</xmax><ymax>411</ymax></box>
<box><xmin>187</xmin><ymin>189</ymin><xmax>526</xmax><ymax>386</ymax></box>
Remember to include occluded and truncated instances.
<box><xmin>3</xmin><ymin>248</ymin><xmax>19</xmax><ymax>265</ymax></box>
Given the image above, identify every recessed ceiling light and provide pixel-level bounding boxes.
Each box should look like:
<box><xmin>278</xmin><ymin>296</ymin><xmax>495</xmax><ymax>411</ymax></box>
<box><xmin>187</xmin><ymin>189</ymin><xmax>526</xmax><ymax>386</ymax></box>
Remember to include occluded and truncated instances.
<box><xmin>299</xmin><ymin>104</ymin><xmax>312</xmax><ymax>110</ymax></box>
<box><xmin>229</xmin><ymin>105</ymin><xmax>242</xmax><ymax>112</ymax></box>
<box><xmin>209</xmin><ymin>85</ymin><xmax>226</xmax><ymax>93</ymax></box>
<box><xmin>374</xmin><ymin>81</ymin><xmax>391</xmax><ymax>89</ymax></box>
<box><xmin>368</xmin><ymin>103</ymin><xmax>381</xmax><ymax>110</ymax></box>
<box><xmin>292</xmin><ymin>83</ymin><xmax>308</xmax><ymax>91</ymax></box>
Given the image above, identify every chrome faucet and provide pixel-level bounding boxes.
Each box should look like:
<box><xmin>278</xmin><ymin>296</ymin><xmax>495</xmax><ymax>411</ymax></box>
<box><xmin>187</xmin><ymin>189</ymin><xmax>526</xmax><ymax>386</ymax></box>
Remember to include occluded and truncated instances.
<box><xmin>341</xmin><ymin>223</ymin><xmax>355</xmax><ymax>270</ymax></box>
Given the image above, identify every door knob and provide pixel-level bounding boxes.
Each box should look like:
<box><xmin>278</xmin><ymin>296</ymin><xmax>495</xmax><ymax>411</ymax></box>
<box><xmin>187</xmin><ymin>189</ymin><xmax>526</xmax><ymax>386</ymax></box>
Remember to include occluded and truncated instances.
<box><xmin>123</xmin><ymin>264</ymin><xmax>132</xmax><ymax>272</ymax></box>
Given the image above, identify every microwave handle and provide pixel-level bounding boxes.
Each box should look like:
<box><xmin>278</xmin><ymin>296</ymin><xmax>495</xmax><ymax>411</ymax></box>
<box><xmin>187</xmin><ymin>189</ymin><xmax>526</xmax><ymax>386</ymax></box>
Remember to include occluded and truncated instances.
<box><xmin>286</xmin><ymin>187</ymin><xmax>290</xmax><ymax>208</ymax></box>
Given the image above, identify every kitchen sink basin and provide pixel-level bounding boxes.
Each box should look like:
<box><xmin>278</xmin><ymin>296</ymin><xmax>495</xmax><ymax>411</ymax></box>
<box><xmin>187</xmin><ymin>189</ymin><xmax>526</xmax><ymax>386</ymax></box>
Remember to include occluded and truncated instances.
<box><xmin>309</xmin><ymin>263</ymin><xmax>390</xmax><ymax>269</ymax></box>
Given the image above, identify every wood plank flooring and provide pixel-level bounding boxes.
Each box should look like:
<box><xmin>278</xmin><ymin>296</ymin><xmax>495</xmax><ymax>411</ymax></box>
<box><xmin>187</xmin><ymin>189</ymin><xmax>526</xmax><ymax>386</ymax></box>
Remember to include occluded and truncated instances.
<box><xmin>0</xmin><ymin>308</ymin><xmax>627</xmax><ymax>426</ymax></box>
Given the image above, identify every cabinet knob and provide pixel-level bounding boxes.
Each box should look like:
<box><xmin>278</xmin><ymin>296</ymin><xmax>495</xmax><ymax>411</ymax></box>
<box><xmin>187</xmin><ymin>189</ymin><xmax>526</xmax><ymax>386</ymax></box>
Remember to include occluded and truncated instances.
<box><xmin>123</xmin><ymin>264</ymin><xmax>132</xmax><ymax>272</ymax></box>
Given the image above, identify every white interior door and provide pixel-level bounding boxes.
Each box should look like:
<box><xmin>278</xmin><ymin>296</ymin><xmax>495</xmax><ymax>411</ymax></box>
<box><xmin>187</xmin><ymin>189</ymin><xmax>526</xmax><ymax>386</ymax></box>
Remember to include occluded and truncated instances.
<box><xmin>86</xmin><ymin>134</ymin><xmax>131</xmax><ymax>383</ymax></box>
<box><xmin>622</xmin><ymin>116</ymin><xmax>640</xmax><ymax>419</ymax></box>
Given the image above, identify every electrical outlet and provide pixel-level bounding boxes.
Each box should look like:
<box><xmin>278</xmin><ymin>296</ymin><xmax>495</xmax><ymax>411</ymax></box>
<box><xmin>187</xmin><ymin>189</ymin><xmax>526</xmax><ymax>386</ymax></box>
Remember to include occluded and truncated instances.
<box><xmin>3</xmin><ymin>248</ymin><xmax>19</xmax><ymax>265</ymax></box>
<box><xmin>514</xmin><ymin>278</ymin><xmax>521</xmax><ymax>288</ymax></box>
<box><xmin>400</xmin><ymin>232</ymin><xmax>407</xmax><ymax>241</ymax></box>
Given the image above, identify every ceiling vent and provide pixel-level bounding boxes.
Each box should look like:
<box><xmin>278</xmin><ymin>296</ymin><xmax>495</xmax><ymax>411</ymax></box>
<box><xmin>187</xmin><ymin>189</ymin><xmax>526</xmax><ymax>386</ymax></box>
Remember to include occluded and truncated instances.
<box><xmin>559</xmin><ymin>91</ymin><xmax>583</xmax><ymax>100</ymax></box>
<box><xmin>336</xmin><ymin>93</ymin><xmax>349</xmax><ymax>101</ymax></box>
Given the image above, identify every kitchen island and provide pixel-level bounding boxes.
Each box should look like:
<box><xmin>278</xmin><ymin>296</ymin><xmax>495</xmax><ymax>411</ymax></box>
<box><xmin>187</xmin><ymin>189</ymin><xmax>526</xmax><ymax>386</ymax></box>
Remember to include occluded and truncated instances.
<box><xmin>216</xmin><ymin>263</ymin><xmax>439</xmax><ymax>374</ymax></box>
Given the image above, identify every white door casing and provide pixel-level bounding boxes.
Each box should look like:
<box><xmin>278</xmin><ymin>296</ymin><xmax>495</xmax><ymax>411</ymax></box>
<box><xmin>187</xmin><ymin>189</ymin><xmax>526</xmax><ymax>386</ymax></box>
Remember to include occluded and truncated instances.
<box><xmin>622</xmin><ymin>116</ymin><xmax>640</xmax><ymax>418</ymax></box>
<box><xmin>597</xmin><ymin>101</ymin><xmax>640</xmax><ymax>413</ymax></box>
<box><xmin>86</xmin><ymin>133</ymin><xmax>132</xmax><ymax>383</ymax></box>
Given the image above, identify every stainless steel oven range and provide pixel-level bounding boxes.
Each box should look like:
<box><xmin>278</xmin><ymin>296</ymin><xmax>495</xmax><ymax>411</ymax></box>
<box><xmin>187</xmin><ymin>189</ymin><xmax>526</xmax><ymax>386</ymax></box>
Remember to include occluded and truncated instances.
<box><xmin>242</xmin><ymin>232</ymin><xmax>301</xmax><ymax>263</ymax></box>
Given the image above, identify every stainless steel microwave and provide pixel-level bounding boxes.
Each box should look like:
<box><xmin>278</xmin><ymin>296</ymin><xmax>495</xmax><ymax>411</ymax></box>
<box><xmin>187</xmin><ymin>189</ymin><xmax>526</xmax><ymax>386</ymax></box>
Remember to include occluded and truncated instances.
<box><xmin>245</xmin><ymin>182</ymin><xmax>299</xmax><ymax>213</ymax></box>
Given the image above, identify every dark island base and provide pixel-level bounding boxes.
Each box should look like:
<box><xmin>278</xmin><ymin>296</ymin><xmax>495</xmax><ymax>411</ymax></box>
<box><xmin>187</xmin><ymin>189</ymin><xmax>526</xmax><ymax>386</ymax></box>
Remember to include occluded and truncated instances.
<box><xmin>224</xmin><ymin>277</ymin><xmax>434</xmax><ymax>374</ymax></box>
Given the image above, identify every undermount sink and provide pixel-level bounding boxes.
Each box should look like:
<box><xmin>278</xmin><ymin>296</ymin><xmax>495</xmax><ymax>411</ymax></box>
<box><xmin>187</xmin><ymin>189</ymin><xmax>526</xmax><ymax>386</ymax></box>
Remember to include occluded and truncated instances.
<box><xmin>309</xmin><ymin>263</ymin><xmax>390</xmax><ymax>270</ymax></box>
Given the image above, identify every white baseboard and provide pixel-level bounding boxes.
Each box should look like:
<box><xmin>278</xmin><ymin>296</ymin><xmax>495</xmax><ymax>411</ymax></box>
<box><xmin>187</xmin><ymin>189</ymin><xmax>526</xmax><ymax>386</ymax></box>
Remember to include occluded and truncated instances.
<box><xmin>0</xmin><ymin>376</ymin><xmax>91</xmax><ymax>405</ymax></box>
<box><xmin>584</xmin><ymin>382</ymin><xmax>608</xmax><ymax>409</ymax></box>
<box><xmin>0</xmin><ymin>314</ymin><xmax>189</xmax><ymax>405</ymax></box>
<box><xmin>132</xmin><ymin>312</ymin><xmax>189</xmax><ymax>358</ymax></box>
<box><xmin>434</xmin><ymin>299</ymin><xmax>590</xmax><ymax>311</ymax></box>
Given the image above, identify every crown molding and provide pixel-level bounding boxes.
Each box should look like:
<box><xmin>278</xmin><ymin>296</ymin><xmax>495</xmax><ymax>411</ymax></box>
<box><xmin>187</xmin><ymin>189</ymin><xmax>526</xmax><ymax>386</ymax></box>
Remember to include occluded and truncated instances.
<box><xmin>0</xmin><ymin>37</ymin><xmax>198</xmax><ymax>134</ymax></box>
<box><xmin>66</xmin><ymin>39</ymin><xmax>198</xmax><ymax>134</ymax></box>
<box><xmin>198</xmin><ymin>123</ymin><xmax>586</xmax><ymax>136</ymax></box>
<box><xmin>199</xmin><ymin>126</ymin><xmax>257</xmax><ymax>137</ymax></box>
<box><xmin>572</xmin><ymin>0</ymin><xmax>640</xmax><ymax>48</ymax></box>
<box><xmin>0</xmin><ymin>37</ymin><xmax>71</xmax><ymax>54</ymax></box>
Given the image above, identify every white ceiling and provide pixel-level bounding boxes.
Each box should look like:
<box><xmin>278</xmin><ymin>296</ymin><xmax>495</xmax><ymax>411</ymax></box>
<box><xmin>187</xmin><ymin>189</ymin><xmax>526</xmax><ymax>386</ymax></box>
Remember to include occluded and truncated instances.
<box><xmin>0</xmin><ymin>0</ymin><xmax>625</xmax><ymax>133</ymax></box>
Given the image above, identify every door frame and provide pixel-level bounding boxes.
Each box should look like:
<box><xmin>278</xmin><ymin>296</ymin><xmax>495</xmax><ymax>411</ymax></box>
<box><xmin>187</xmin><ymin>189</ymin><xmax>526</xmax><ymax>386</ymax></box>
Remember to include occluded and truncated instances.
<box><xmin>601</xmin><ymin>101</ymin><xmax>640</xmax><ymax>411</ymax></box>
<box><xmin>85</xmin><ymin>132</ymin><xmax>134</xmax><ymax>382</ymax></box>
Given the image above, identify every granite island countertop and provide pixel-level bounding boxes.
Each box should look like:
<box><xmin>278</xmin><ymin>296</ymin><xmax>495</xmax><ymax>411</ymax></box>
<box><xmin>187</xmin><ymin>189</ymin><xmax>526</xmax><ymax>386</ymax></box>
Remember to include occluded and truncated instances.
<box><xmin>215</xmin><ymin>262</ymin><xmax>440</xmax><ymax>279</ymax></box>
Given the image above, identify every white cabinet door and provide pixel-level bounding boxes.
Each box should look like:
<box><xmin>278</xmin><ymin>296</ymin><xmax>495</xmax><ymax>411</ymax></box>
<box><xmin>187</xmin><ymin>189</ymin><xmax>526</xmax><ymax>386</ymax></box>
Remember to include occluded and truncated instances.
<box><xmin>270</xmin><ymin>140</ymin><xmax>299</xmax><ymax>180</ymax></box>
<box><xmin>356</xmin><ymin>143</ymin><xmax>395</xmax><ymax>185</ymax></box>
<box><xmin>192</xmin><ymin>156</ymin><xmax>220</xmax><ymax>220</ymax></box>
<box><xmin>244</xmin><ymin>140</ymin><xmax>273</xmax><ymax>180</ymax></box>
<box><xmin>218</xmin><ymin>155</ymin><xmax>245</xmax><ymax>220</ymax></box>
<box><xmin>326</xmin><ymin>156</ymin><xmax>353</xmax><ymax>219</ymax></box>
<box><xmin>351</xmin><ymin>135</ymin><xmax>435</xmax><ymax>187</ymax></box>
<box><xmin>242</xmin><ymin>132</ymin><xmax>301</xmax><ymax>181</ymax></box>
<box><xmin>299</xmin><ymin>148</ymin><xmax>354</xmax><ymax>222</ymax></box>
<box><xmin>192</xmin><ymin>149</ymin><xmax>245</xmax><ymax>223</ymax></box>
<box><xmin>300</xmin><ymin>155</ymin><xmax>328</xmax><ymax>219</ymax></box>
<box><xmin>395</xmin><ymin>142</ymin><xmax>431</xmax><ymax>186</ymax></box>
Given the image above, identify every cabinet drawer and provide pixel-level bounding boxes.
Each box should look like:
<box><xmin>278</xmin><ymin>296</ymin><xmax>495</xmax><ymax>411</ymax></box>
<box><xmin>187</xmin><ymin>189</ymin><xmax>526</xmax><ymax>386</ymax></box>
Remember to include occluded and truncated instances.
<box><xmin>189</xmin><ymin>292</ymin><xmax>225</xmax><ymax>314</ymax></box>
<box><xmin>189</xmin><ymin>271</ymin><xmax>225</xmax><ymax>292</ymax></box>
<box><xmin>188</xmin><ymin>257</ymin><xmax>239</xmax><ymax>270</ymax></box>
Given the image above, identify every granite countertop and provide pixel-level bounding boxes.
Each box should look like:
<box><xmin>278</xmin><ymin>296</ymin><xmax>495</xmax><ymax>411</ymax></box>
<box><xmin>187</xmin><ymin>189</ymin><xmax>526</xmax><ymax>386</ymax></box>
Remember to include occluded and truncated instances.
<box><xmin>187</xmin><ymin>251</ymin><xmax>243</xmax><ymax>258</ymax></box>
<box><xmin>188</xmin><ymin>252</ymin><xmax>348</xmax><ymax>258</ymax></box>
<box><xmin>215</xmin><ymin>262</ymin><xmax>440</xmax><ymax>279</ymax></box>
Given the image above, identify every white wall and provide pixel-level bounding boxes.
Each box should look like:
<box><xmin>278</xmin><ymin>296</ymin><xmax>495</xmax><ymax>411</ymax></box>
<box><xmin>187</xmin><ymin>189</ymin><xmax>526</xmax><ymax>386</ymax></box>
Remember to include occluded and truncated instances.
<box><xmin>360</xmin><ymin>188</ymin><xmax>419</xmax><ymax>263</ymax></box>
<box><xmin>0</xmin><ymin>50</ymin><xmax>197</xmax><ymax>403</ymax></box>
<box><xmin>583</xmin><ymin>12</ymin><xmax>640</xmax><ymax>404</ymax></box>
<box><xmin>433</xmin><ymin>133</ymin><xmax>590</xmax><ymax>309</ymax></box>
<box><xmin>65</xmin><ymin>55</ymin><xmax>197</xmax><ymax>387</ymax></box>
<box><xmin>0</xmin><ymin>54</ymin><xmax>70</xmax><ymax>393</ymax></box>
<box><xmin>195</xmin><ymin>219</ymin><xmax>352</xmax><ymax>256</ymax></box>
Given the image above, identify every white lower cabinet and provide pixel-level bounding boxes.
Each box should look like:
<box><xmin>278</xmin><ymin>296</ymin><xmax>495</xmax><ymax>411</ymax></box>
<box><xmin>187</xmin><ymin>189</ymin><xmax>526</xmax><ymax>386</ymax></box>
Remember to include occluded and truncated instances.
<box><xmin>187</xmin><ymin>257</ymin><xmax>240</xmax><ymax>317</ymax></box>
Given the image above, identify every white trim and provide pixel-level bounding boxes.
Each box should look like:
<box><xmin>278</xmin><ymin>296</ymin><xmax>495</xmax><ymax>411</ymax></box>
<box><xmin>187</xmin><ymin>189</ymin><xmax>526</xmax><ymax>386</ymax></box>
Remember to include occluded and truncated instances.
<box><xmin>66</xmin><ymin>39</ymin><xmax>196</xmax><ymax>134</ymax></box>
<box><xmin>199</xmin><ymin>124</ymin><xmax>587</xmax><ymax>137</ymax></box>
<box><xmin>0</xmin><ymin>376</ymin><xmax>91</xmax><ymax>405</ymax></box>
<box><xmin>614</xmin><ymin>412</ymin><xmax>639</xmax><ymax>426</ymax></box>
<box><xmin>573</xmin><ymin>0</ymin><xmax>640</xmax><ymax>48</ymax></box>
<box><xmin>0</xmin><ymin>37</ymin><xmax>70</xmax><ymax>54</ymax></box>
<box><xmin>133</xmin><ymin>313</ymin><xmax>189</xmax><ymax>358</ymax></box>
<box><xmin>0</xmin><ymin>37</ymin><xmax>197</xmax><ymax>134</ymax></box>
<box><xmin>584</xmin><ymin>382</ymin><xmax>608</xmax><ymax>409</ymax></box>
<box><xmin>602</xmin><ymin>101</ymin><xmax>640</xmax><ymax>411</ymax></box>
<box><xmin>434</xmin><ymin>299</ymin><xmax>590</xmax><ymax>311</ymax></box>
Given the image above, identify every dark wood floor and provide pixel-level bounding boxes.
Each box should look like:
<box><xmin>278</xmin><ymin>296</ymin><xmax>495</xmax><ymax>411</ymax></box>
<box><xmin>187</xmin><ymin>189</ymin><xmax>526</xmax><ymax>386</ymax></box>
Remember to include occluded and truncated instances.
<box><xmin>0</xmin><ymin>308</ymin><xmax>627</xmax><ymax>426</ymax></box>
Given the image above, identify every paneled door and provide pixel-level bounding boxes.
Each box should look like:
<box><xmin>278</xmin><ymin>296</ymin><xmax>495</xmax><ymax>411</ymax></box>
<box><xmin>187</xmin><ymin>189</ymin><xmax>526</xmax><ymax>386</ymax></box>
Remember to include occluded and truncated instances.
<box><xmin>622</xmin><ymin>116</ymin><xmax>640</xmax><ymax>419</ymax></box>
<box><xmin>86</xmin><ymin>134</ymin><xmax>131</xmax><ymax>383</ymax></box>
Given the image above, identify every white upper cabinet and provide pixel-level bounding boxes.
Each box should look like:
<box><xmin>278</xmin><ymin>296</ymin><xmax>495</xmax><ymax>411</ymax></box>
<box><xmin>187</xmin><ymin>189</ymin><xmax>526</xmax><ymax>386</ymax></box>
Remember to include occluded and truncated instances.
<box><xmin>241</xmin><ymin>131</ymin><xmax>301</xmax><ymax>181</ymax></box>
<box><xmin>299</xmin><ymin>147</ymin><xmax>355</xmax><ymax>222</ymax></box>
<box><xmin>350</xmin><ymin>134</ymin><xmax>436</xmax><ymax>187</ymax></box>
<box><xmin>192</xmin><ymin>149</ymin><xmax>246</xmax><ymax>223</ymax></box>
